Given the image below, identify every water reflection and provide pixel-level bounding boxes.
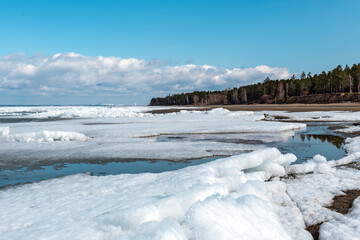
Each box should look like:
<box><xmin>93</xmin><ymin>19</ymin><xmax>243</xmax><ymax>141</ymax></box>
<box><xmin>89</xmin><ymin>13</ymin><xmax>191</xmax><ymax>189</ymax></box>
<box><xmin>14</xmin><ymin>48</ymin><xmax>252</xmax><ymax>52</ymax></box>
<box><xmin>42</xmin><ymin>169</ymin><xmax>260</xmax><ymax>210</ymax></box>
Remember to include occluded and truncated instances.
<box><xmin>299</xmin><ymin>134</ymin><xmax>345</xmax><ymax>149</ymax></box>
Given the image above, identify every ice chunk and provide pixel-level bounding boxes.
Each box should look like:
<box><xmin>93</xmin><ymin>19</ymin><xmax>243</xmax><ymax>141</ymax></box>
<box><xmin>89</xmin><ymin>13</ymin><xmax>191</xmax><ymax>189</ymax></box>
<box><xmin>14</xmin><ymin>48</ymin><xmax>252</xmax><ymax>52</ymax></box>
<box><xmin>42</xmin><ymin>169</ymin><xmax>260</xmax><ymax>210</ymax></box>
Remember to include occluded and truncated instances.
<box><xmin>187</xmin><ymin>195</ymin><xmax>291</xmax><ymax>240</ymax></box>
<box><xmin>285</xmin><ymin>154</ymin><xmax>333</xmax><ymax>174</ymax></box>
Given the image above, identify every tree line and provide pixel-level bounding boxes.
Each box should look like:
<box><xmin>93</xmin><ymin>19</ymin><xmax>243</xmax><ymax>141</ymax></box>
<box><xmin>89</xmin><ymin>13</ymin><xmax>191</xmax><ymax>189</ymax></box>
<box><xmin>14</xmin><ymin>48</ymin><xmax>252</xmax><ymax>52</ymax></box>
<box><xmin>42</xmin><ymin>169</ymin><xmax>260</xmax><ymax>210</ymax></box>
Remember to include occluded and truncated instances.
<box><xmin>150</xmin><ymin>63</ymin><xmax>360</xmax><ymax>105</ymax></box>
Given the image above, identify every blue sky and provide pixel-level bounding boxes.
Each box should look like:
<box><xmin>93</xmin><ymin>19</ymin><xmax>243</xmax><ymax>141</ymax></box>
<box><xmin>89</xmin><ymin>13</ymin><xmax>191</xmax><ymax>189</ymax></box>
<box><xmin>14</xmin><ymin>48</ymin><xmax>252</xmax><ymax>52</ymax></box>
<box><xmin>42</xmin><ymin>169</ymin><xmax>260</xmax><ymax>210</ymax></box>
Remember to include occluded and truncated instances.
<box><xmin>1</xmin><ymin>0</ymin><xmax>360</xmax><ymax>105</ymax></box>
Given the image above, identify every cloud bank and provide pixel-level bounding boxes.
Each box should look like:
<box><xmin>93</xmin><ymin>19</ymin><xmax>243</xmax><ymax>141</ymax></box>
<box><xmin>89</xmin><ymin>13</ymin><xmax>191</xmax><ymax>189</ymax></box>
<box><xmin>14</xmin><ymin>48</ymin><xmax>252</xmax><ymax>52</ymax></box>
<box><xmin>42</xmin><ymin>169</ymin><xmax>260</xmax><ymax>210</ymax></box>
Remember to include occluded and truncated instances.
<box><xmin>0</xmin><ymin>52</ymin><xmax>291</xmax><ymax>103</ymax></box>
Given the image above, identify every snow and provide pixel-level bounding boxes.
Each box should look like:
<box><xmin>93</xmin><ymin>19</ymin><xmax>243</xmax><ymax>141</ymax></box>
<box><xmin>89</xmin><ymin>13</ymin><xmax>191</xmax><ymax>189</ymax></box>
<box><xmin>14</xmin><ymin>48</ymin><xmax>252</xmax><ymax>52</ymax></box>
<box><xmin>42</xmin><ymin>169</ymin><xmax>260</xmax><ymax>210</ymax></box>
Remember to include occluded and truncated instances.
<box><xmin>0</xmin><ymin>148</ymin><xmax>312</xmax><ymax>240</ymax></box>
<box><xmin>285</xmin><ymin>154</ymin><xmax>333</xmax><ymax>174</ymax></box>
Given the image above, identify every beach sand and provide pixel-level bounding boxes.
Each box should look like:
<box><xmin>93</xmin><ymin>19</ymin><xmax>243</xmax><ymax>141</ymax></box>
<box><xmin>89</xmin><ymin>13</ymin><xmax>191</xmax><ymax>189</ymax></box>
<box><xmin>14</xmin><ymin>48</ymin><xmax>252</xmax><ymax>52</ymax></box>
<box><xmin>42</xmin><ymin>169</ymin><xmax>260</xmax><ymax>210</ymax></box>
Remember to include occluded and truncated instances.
<box><xmin>149</xmin><ymin>103</ymin><xmax>360</xmax><ymax>114</ymax></box>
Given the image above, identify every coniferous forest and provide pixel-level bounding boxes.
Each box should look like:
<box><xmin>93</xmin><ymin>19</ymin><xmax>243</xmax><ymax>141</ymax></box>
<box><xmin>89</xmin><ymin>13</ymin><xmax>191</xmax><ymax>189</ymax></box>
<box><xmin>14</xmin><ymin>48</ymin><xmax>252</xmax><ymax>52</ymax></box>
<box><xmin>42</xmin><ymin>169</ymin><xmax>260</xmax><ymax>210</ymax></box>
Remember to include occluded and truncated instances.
<box><xmin>150</xmin><ymin>64</ymin><xmax>360</xmax><ymax>105</ymax></box>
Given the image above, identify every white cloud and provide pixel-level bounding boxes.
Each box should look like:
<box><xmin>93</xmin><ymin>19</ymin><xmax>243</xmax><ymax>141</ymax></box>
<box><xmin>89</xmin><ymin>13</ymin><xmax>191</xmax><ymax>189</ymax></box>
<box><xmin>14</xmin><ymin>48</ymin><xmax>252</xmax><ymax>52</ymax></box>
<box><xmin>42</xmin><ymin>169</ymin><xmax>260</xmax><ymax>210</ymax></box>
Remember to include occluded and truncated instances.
<box><xmin>0</xmin><ymin>52</ymin><xmax>291</xmax><ymax>98</ymax></box>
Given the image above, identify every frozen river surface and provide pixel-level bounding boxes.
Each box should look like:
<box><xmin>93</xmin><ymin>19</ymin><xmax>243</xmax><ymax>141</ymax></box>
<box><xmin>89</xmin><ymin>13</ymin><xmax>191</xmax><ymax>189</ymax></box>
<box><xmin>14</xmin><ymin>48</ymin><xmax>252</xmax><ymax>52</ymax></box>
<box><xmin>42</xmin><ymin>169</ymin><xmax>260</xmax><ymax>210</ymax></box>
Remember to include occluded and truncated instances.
<box><xmin>0</xmin><ymin>106</ymin><xmax>360</xmax><ymax>240</ymax></box>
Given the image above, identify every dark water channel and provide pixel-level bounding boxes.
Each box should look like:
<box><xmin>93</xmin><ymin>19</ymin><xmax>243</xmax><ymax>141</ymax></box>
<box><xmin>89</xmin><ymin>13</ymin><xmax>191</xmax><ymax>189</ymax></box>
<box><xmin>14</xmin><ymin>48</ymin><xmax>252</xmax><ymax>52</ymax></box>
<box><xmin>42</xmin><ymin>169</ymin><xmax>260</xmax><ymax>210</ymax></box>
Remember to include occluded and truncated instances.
<box><xmin>0</xmin><ymin>122</ymin><xmax>348</xmax><ymax>188</ymax></box>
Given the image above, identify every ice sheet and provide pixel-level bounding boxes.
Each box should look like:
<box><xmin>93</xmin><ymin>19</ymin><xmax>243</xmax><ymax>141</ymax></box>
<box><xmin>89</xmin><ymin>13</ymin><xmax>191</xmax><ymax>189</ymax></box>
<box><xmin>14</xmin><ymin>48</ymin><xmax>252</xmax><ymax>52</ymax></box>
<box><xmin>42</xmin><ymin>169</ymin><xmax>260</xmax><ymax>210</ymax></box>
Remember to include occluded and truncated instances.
<box><xmin>0</xmin><ymin>107</ymin><xmax>305</xmax><ymax>168</ymax></box>
<box><xmin>264</xmin><ymin>111</ymin><xmax>360</xmax><ymax>122</ymax></box>
<box><xmin>0</xmin><ymin>106</ymin><xmax>198</xmax><ymax>118</ymax></box>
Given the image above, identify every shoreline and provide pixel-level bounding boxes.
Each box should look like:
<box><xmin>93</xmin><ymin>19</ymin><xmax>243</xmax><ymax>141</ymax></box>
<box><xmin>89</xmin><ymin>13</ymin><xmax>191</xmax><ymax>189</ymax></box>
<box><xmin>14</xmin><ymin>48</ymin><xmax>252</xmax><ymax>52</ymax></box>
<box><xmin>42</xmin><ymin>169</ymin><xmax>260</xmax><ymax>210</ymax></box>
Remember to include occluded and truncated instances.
<box><xmin>149</xmin><ymin>102</ymin><xmax>360</xmax><ymax>114</ymax></box>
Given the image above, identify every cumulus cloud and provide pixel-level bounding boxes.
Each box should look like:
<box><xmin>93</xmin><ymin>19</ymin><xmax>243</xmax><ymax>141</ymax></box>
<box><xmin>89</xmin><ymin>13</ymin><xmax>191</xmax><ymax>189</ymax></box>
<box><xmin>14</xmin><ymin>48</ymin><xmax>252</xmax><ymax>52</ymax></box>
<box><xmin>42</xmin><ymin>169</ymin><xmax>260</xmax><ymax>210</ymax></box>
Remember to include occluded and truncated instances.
<box><xmin>0</xmin><ymin>52</ymin><xmax>291</xmax><ymax>97</ymax></box>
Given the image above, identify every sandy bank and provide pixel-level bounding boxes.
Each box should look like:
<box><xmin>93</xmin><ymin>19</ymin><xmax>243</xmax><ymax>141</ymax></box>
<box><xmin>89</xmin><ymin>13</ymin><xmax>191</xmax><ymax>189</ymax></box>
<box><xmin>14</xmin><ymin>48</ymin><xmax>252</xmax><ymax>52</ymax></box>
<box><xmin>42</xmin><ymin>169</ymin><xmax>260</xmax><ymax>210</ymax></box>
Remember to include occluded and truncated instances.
<box><xmin>149</xmin><ymin>103</ymin><xmax>360</xmax><ymax>114</ymax></box>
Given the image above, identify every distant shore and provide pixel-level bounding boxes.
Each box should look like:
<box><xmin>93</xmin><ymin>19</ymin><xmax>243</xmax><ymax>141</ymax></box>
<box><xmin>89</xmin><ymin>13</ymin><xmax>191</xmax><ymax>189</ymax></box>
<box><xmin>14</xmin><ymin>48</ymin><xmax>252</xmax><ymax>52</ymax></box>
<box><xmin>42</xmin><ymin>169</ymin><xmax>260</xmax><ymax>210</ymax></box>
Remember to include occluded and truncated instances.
<box><xmin>149</xmin><ymin>102</ymin><xmax>360</xmax><ymax>114</ymax></box>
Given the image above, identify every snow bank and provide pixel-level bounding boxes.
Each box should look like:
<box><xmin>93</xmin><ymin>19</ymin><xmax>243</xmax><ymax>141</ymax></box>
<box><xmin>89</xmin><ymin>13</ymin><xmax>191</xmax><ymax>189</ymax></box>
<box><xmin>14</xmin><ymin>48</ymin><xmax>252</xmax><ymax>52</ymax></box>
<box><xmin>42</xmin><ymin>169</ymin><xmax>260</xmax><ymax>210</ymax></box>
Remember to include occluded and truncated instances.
<box><xmin>0</xmin><ymin>148</ymin><xmax>311</xmax><ymax>240</ymax></box>
<box><xmin>0</xmin><ymin>130</ymin><xmax>90</xmax><ymax>142</ymax></box>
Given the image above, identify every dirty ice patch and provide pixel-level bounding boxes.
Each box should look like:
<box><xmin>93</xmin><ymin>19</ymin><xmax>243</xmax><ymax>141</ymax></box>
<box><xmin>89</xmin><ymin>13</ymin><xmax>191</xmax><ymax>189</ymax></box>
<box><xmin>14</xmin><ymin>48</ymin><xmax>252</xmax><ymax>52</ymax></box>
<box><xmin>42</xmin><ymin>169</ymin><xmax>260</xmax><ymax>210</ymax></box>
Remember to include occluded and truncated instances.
<box><xmin>172</xmin><ymin>108</ymin><xmax>263</xmax><ymax>120</ymax></box>
<box><xmin>335</xmin><ymin>125</ymin><xmax>360</xmax><ymax>133</ymax></box>
<box><xmin>264</xmin><ymin>111</ymin><xmax>360</xmax><ymax>122</ymax></box>
<box><xmin>284</xmin><ymin>167</ymin><xmax>360</xmax><ymax>226</ymax></box>
<box><xmin>0</xmin><ymin>130</ymin><xmax>90</xmax><ymax>142</ymax></box>
<box><xmin>0</xmin><ymin>148</ymin><xmax>311</xmax><ymax>240</ymax></box>
<box><xmin>320</xmin><ymin>197</ymin><xmax>360</xmax><ymax>240</ymax></box>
